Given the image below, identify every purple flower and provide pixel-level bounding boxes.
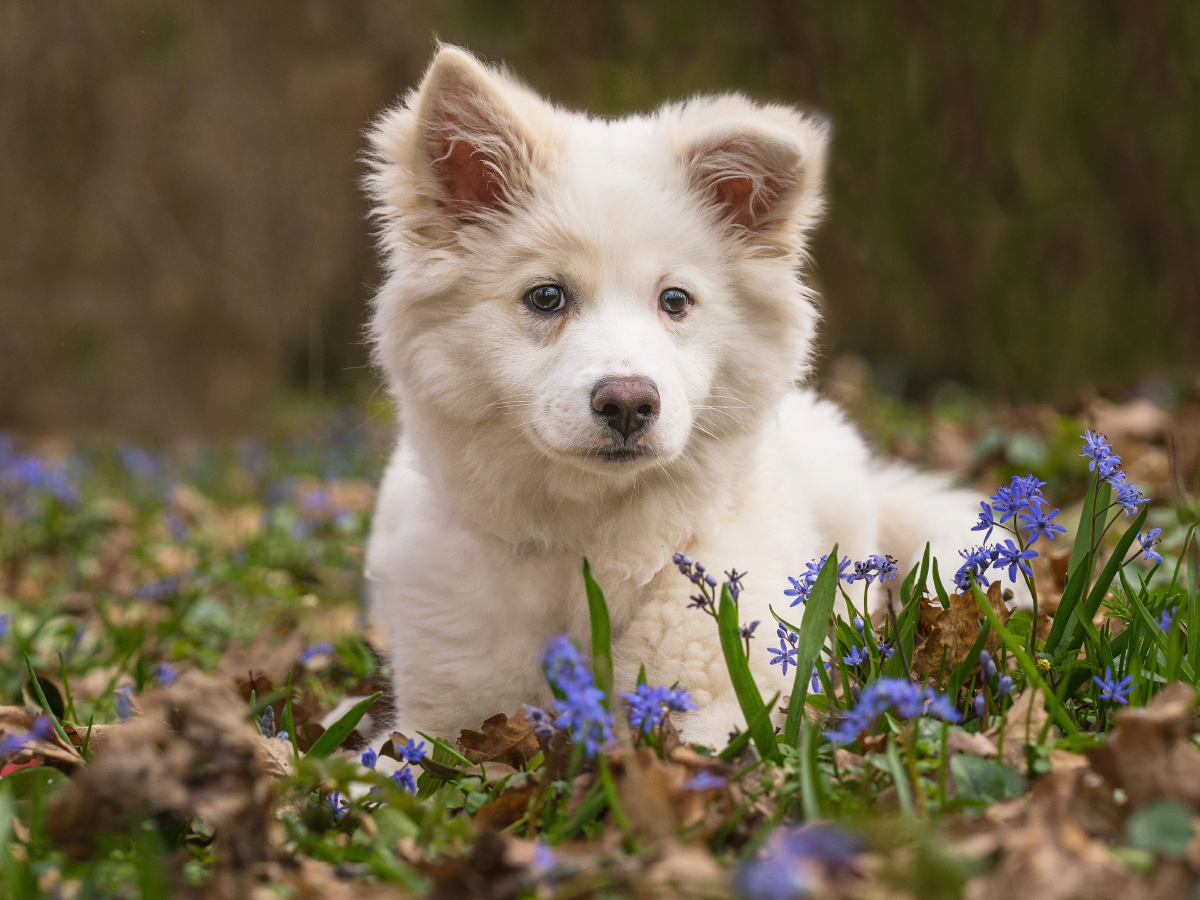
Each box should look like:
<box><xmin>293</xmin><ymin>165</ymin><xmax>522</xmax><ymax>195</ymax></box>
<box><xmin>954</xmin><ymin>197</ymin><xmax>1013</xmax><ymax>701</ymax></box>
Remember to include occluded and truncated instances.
<box><xmin>973</xmin><ymin>693</ymin><xmax>985</xmax><ymax>717</ymax></box>
<box><xmin>769</xmin><ymin>639</ymin><xmax>799</xmax><ymax>676</ymax></box>
<box><xmin>1093</xmin><ymin>667</ymin><xmax>1135</xmax><ymax>706</ymax></box>
<box><xmin>1109</xmin><ymin>472</ymin><xmax>1149</xmax><ymax>516</ymax></box>
<box><xmin>1156</xmin><ymin>606</ymin><xmax>1177</xmax><ymax>632</ymax></box>
<box><xmin>739</xmin><ymin>824</ymin><xmax>859</xmax><ymax>900</ymax></box>
<box><xmin>979</xmin><ymin>650</ymin><xmax>997</xmax><ymax>680</ymax></box>
<box><xmin>133</xmin><ymin>577</ymin><xmax>183</xmax><ymax>602</ymax></box>
<box><xmin>954</xmin><ymin>545</ymin><xmax>998</xmax><ymax>592</ymax></box>
<box><xmin>299</xmin><ymin>641</ymin><xmax>334</xmax><ymax>666</ymax></box>
<box><xmin>393</xmin><ymin>768</ymin><xmax>417</xmax><ymax>793</ymax></box>
<box><xmin>825</xmin><ymin>678</ymin><xmax>961</xmax><ymax>745</ymax></box>
<box><xmin>681</xmin><ymin>770</ymin><xmax>727</xmax><ymax>791</ymax></box>
<box><xmin>1139</xmin><ymin>528</ymin><xmax>1163</xmax><ymax>564</ymax></box>
<box><xmin>1018</xmin><ymin>505</ymin><xmax>1067</xmax><ymax>543</ymax></box>
<box><xmin>361</xmin><ymin>747</ymin><xmax>378</xmax><ymax>768</ymax></box>
<box><xmin>1080</xmin><ymin>430</ymin><xmax>1115</xmax><ymax>471</ymax></box>
<box><xmin>997</xmin><ymin>675</ymin><xmax>1014</xmax><ymax>696</ymax></box>
<box><xmin>398</xmin><ymin>738</ymin><xmax>426</xmax><ymax>764</ymax></box>
<box><xmin>260</xmin><ymin>706</ymin><xmax>277</xmax><ymax>737</ymax></box>
<box><xmin>524</xmin><ymin>706</ymin><xmax>555</xmax><ymax>741</ymax></box>
<box><xmin>726</xmin><ymin>569</ymin><xmax>749</xmax><ymax>601</ymax></box>
<box><xmin>842</xmin><ymin>646</ymin><xmax>869</xmax><ymax>667</ymax></box>
<box><xmin>741</xmin><ymin>620</ymin><xmax>761</xmax><ymax>641</ymax></box>
<box><xmin>328</xmin><ymin>791</ymin><xmax>349</xmax><ymax>820</ymax></box>
<box><xmin>852</xmin><ymin>616</ymin><xmax>864</xmax><ymax>633</ymax></box>
<box><xmin>993</xmin><ymin>539</ymin><xmax>1037</xmax><ymax>582</ymax></box>
<box><xmin>541</xmin><ymin>635</ymin><xmax>614</xmax><ymax>758</ymax></box>
<box><xmin>153</xmin><ymin>662</ymin><xmax>178</xmax><ymax>687</ymax></box>
<box><xmin>971</xmin><ymin>501</ymin><xmax>996</xmax><ymax>542</ymax></box>
<box><xmin>114</xmin><ymin>684</ymin><xmax>134</xmax><ymax>720</ymax></box>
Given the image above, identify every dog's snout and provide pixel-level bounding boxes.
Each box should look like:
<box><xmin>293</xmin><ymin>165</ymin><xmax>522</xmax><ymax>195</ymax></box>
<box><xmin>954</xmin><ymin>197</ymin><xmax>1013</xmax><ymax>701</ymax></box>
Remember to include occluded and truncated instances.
<box><xmin>591</xmin><ymin>376</ymin><xmax>660</xmax><ymax>440</ymax></box>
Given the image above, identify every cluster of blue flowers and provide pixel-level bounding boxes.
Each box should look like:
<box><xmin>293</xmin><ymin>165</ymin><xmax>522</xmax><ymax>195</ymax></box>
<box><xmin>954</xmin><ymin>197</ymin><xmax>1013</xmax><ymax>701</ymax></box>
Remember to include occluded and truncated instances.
<box><xmin>525</xmin><ymin>636</ymin><xmax>614</xmax><ymax>758</ymax></box>
<box><xmin>259</xmin><ymin>705</ymin><xmax>288</xmax><ymax>741</ymax></box>
<box><xmin>359</xmin><ymin>740</ymin><xmax>423</xmax><ymax>793</ymax></box>
<box><xmin>620</xmin><ymin>683</ymin><xmax>697</xmax><ymax>735</ymax></box>
<box><xmin>1080</xmin><ymin>430</ymin><xmax>1151</xmax><ymax>517</ymax></box>
<box><xmin>0</xmin><ymin>437</ymin><xmax>80</xmax><ymax>520</ymax></box>
<box><xmin>671</xmin><ymin>553</ymin><xmax>748</xmax><ymax>614</ymax></box>
<box><xmin>739</xmin><ymin>824</ymin><xmax>859</xmax><ymax>900</ymax></box>
<box><xmin>825</xmin><ymin>677</ymin><xmax>961</xmax><ymax>745</ymax></box>
<box><xmin>784</xmin><ymin>553</ymin><xmax>897</xmax><ymax>608</ymax></box>
<box><xmin>769</xmin><ymin>624</ymin><xmax>799</xmax><ymax>676</ymax></box>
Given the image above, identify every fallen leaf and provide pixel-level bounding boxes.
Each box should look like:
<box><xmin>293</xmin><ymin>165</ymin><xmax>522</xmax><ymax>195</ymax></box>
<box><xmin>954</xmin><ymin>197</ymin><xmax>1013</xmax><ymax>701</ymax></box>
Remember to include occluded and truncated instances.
<box><xmin>912</xmin><ymin>582</ymin><xmax>1010</xmax><ymax>680</ymax></box>
<box><xmin>947</xmin><ymin>729</ymin><xmax>998</xmax><ymax>759</ymax></box>
<box><xmin>473</xmin><ymin>790</ymin><xmax>533</xmax><ymax>830</ymax></box>
<box><xmin>0</xmin><ymin>706</ymin><xmax>83</xmax><ymax>770</ymax></box>
<box><xmin>458</xmin><ymin>712</ymin><xmax>540</xmax><ymax>770</ymax></box>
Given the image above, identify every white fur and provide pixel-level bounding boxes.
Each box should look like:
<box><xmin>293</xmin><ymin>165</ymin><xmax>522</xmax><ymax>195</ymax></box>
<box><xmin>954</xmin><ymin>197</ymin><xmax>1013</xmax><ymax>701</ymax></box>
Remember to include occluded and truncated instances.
<box><xmin>363</xmin><ymin>46</ymin><xmax>992</xmax><ymax>747</ymax></box>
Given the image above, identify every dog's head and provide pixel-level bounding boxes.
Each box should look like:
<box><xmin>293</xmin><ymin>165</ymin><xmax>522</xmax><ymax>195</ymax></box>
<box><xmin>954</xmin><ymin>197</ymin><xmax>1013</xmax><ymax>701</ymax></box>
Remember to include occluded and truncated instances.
<box><xmin>368</xmin><ymin>46</ymin><xmax>829</xmax><ymax>494</ymax></box>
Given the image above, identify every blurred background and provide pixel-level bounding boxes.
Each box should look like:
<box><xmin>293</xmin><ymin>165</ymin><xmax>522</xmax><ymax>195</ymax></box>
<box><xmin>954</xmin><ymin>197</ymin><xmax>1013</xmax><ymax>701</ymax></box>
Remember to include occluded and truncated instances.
<box><xmin>2</xmin><ymin>0</ymin><xmax>1199</xmax><ymax>437</ymax></box>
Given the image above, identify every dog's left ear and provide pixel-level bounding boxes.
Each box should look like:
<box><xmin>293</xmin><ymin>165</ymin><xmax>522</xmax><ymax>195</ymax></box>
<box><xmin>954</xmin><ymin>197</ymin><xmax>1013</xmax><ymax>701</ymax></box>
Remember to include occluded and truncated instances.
<box><xmin>674</xmin><ymin>99</ymin><xmax>830</xmax><ymax>249</ymax></box>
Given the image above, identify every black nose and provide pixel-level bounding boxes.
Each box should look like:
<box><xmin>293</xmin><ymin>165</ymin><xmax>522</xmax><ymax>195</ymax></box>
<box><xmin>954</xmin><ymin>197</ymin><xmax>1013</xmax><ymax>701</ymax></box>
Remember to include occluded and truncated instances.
<box><xmin>591</xmin><ymin>376</ymin><xmax>661</xmax><ymax>440</ymax></box>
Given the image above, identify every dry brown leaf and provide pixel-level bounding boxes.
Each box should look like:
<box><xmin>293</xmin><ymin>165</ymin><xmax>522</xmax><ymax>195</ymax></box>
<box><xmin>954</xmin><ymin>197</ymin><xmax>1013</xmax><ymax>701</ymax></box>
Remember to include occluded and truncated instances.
<box><xmin>0</xmin><ymin>706</ymin><xmax>82</xmax><ymax>769</ymax></box>
<box><xmin>48</xmin><ymin>671</ymin><xmax>277</xmax><ymax>882</ymax></box>
<box><xmin>1085</xmin><ymin>682</ymin><xmax>1200</xmax><ymax>813</ymax></box>
<box><xmin>946</xmin><ymin>729</ymin><xmax>998</xmax><ymax>759</ymax></box>
<box><xmin>457</xmin><ymin>712</ymin><xmax>540</xmax><ymax>770</ymax></box>
<box><xmin>985</xmin><ymin>687</ymin><xmax>1050</xmax><ymax>770</ymax></box>
<box><xmin>473</xmin><ymin>790</ymin><xmax>533</xmax><ymax>830</ymax></box>
<box><xmin>912</xmin><ymin>581</ymin><xmax>1010</xmax><ymax>681</ymax></box>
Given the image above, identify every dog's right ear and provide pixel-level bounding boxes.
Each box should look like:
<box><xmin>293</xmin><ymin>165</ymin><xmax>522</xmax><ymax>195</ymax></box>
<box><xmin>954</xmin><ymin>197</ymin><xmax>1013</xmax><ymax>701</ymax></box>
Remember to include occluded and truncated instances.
<box><xmin>368</xmin><ymin>46</ymin><xmax>547</xmax><ymax>239</ymax></box>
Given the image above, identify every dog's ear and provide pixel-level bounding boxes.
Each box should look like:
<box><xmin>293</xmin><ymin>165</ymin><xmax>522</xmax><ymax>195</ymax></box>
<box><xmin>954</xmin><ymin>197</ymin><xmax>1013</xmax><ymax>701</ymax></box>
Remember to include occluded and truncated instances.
<box><xmin>675</xmin><ymin>99</ymin><xmax>830</xmax><ymax>249</ymax></box>
<box><xmin>369</xmin><ymin>46</ymin><xmax>548</xmax><ymax>236</ymax></box>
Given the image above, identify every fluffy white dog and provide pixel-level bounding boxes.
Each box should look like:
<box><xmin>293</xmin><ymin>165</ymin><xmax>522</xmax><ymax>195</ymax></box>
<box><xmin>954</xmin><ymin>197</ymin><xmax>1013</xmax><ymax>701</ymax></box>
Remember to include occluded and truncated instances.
<box><xmin>364</xmin><ymin>45</ymin><xmax>987</xmax><ymax>746</ymax></box>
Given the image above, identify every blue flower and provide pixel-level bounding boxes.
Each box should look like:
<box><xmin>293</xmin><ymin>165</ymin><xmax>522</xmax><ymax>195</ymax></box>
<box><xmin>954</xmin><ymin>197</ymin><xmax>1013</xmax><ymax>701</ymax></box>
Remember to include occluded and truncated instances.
<box><xmin>842</xmin><ymin>646</ymin><xmax>869</xmax><ymax>667</ymax></box>
<box><xmin>877</xmin><ymin>642</ymin><xmax>895</xmax><ymax>660</ymax></box>
<box><xmin>300</xmin><ymin>642</ymin><xmax>334</xmax><ymax>666</ymax></box>
<box><xmin>328</xmin><ymin>791</ymin><xmax>349</xmax><ymax>820</ymax></box>
<box><xmin>726</xmin><ymin>569</ymin><xmax>749</xmax><ymax>601</ymax></box>
<box><xmin>852</xmin><ymin>616</ymin><xmax>864</xmax><ymax>634</ymax></box>
<box><xmin>997</xmin><ymin>676</ymin><xmax>1014</xmax><ymax>696</ymax></box>
<box><xmin>664</xmin><ymin>687</ymin><xmax>697</xmax><ymax>713</ymax></box>
<box><xmin>1018</xmin><ymin>505</ymin><xmax>1067</xmax><ymax>543</ymax></box>
<box><xmin>524</xmin><ymin>706</ymin><xmax>555</xmax><ymax>741</ymax></box>
<box><xmin>777</xmin><ymin>624</ymin><xmax>797</xmax><ymax>645</ymax></box>
<box><xmin>1109</xmin><ymin>472</ymin><xmax>1149</xmax><ymax>516</ymax></box>
<box><xmin>398</xmin><ymin>738</ymin><xmax>426</xmax><ymax>764</ymax></box>
<box><xmin>979</xmin><ymin>650</ymin><xmax>997</xmax><ymax>680</ymax></box>
<box><xmin>541</xmin><ymin>635</ymin><xmax>614</xmax><ymax>758</ymax></box>
<box><xmin>133</xmin><ymin>577</ymin><xmax>183</xmax><ymax>602</ymax></box>
<box><xmin>989</xmin><ymin>486</ymin><xmax>1025</xmax><ymax>523</ymax></box>
<box><xmin>0</xmin><ymin>613</ymin><xmax>11</xmax><ymax>640</ymax></box>
<box><xmin>1138</xmin><ymin>528</ymin><xmax>1163</xmax><ymax>564</ymax></box>
<box><xmin>769</xmin><ymin>639</ymin><xmax>799</xmax><ymax>676</ymax></box>
<box><xmin>114</xmin><ymin>684</ymin><xmax>133</xmax><ymax>720</ymax></box>
<box><xmin>153</xmin><ymin>662</ymin><xmax>177</xmax><ymax>687</ymax></box>
<box><xmin>785</xmin><ymin>555</ymin><xmax>852</xmax><ymax>605</ymax></box>
<box><xmin>993</xmin><ymin>539</ymin><xmax>1037</xmax><ymax>582</ymax></box>
<box><xmin>1093</xmin><ymin>667</ymin><xmax>1135</xmax><ymax>706</ymax></box>
<box><xmin>739</xmin><ymin>824</ymin><xmax>859</xmax><ymax>900</ymax></box>
<box><xmin>681</xmin><ymin>771</ymin><xmax>727</xmax><ymax>791</ymax></box>
<box><xmin>260</xmin><ymin>706</ymin><xmax>277</xmax><ymax>737</ymax></box>
<box><xmin>1080</xmin><ymin>430</ymin><xmax>1115</xmax><ymax>470</ymax></box>
<box><xmin>392</xmin><ymin>768</ymin><xmax>417</xmax><ymax>793</ymax></box>
<box><xmin>971</xmin><ymin>502</ymin><xmax>996</xmax><ymax>542</ymax></box>
<box><xmin>0</xmin><ymin>716</ymin><xmax>52</xmax><ymax>755</ymax></box>
<box><xmin>825</xmin><ymin>678</ymin><xmax>961</xmax><ymax>745</ymax></box>
<box><xmin>361</xmin><ymin>747</ymin><xmax>378</xmax><ymax>768</ymax></box>
<box><xmin>1156</xmin><ymin>606</ymin><xmax>1177</xmax><ymax>632</ymax></box>
<box><xmin>870</xmin><ymin>554</ymin><xmax>899</xmax><ymax>583</ymax></box>
<box><xmin>741</xmin><ymin>620</ymin><xmax>761</xmax><ymax>641</ymax></box>
<box><xmin>973</xmin><ymin>693</ymin><xmax>985</xmax><ymax>717</ymax></box>
<box><xmin>622</xmin><ymin>684</ymin><xmax>669</xmax><ymax>734</ymax></box>
<box><xmin>954</xmin><ymin>545</ymin><xmax>998</xmax><ymax>591</ymax></box>
<box><xmin>784</xmin><ymin>575</ymin><xmax>813</xmax><ymax>607</ymax></box>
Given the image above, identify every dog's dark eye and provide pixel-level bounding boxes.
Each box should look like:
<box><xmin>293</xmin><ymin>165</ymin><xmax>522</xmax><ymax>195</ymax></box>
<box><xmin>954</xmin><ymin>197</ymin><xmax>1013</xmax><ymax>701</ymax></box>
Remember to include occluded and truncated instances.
<box><xmin>659</xmin><ymin>288</ymin><xmax>691</xmax><ymax>316</ymax></box>
<box><xmin>526</xmin><ymin>284</ymin><xmax>567</xmax><ymax>312</ymax></box>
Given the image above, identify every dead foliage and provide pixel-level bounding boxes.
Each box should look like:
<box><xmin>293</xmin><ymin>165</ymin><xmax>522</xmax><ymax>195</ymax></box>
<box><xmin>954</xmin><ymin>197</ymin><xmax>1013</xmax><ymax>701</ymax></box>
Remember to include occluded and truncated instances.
<box><xmin>912</xmin><ymin>581</ymin><xmax>1011</xmax><ymax>681</ymax></box>
<box><xmin>47</xmin><ymin>671</ymin><xmax>278</xmax><ymax>887</ymax></box>
<box><xmin>457</xmin><ymin>712</ymin><xmax>540</xmax><ymax>770</ymax></box>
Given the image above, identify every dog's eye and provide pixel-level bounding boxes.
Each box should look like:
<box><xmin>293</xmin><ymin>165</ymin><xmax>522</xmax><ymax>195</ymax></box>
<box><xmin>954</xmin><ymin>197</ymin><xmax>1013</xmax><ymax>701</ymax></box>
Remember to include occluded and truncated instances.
<box><xmin>526</xmin><ymin>284</ymin><xmax>567</xmax><ymax>312</ymax></box>
<box><xmin>659</xmin><ymin>288</ymin><xmax>691</xmax><ymax>316</ymax></box>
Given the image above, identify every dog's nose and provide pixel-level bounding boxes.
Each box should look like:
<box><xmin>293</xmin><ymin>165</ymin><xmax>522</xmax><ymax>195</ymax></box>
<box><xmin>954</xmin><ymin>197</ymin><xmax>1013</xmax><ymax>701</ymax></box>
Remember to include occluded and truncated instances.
<box><xmin>591</xmin><ymin>376</ymin><xmax>661</xmax><ymax>440</ymax></box>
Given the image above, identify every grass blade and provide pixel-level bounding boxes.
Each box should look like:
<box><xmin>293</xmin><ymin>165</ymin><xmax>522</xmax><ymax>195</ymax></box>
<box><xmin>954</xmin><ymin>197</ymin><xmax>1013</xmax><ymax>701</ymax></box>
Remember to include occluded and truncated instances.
<box><xmin>1188</xmin><ymin>538</ymin><xmax>1199</xmax><ymax>674</ymax></box>
<box><xmin>885</xmin><ymin>735</ymin><xmax>915</xmax><ymax>821</ymax></box>
<box><xmin>799</xmin><ymin>720</ymin><xmax>822</xmax><ymax>821</ymax></box>
<box><xmin>719</xmin><ymin>692</ymin><xmax>779</xmax><ymax>762</ymax></box>
<box><xmin>970</xmin><ymin>581</ymin><xmax>1077</xmax><ymax>737</ymax></box>
<box><xmin>57</xmin><ymin>653</ymin><xmax>78</xmax><ymax>725</ymax></box>
<box><xmin>599</xmin><ymin>756</ymin><xmax>641</xmax><ymax>853</ymax></box>
<box><xmin>717</xmin><ymin>584</ymin><xmax>780</xmax><ymax>762</ymax></box>
<box><xmin>582</xmin><ymin>558</ymin><xmax>614</xmax><ymax>710</ymax></box>
<box><xmin>23</xmin><ymin>654</ymin><xmax>74</xmax><ymax>750</ymax></box>
<box><xmin>783</xmin><ymin>546</ymin><xmax>840</xmax><ymax>747</ymax></box>
<box><xmin>1067</xmin><ymin>477</ymin><xmax>1111</xmax><ymax>578</ymax></box>
<box><xmin>931</xmin><ymin>558</ymin><xmax>951</xmax><ymax>610</ymax></box>
<box><xmin>1122</xmin><ymin>569</ymin><xmax>1196</xmax><ymax>684</ymax></box>
<box><xmin>304</xmin><ymin>691</ymin><xmax>381</xmax><ymax>758</ymax></box>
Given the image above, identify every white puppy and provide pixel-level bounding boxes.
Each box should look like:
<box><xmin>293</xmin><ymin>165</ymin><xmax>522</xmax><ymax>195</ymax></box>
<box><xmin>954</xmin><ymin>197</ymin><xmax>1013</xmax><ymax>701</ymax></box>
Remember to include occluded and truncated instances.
<box><xmin>363</xmin><ymin>46</ymin><xmax>986</xmax><ymax>746</ymax></box>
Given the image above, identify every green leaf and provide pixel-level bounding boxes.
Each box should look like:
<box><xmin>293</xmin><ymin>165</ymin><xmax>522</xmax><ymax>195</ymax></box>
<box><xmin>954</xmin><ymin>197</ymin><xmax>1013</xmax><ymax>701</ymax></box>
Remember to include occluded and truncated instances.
<box><xmin>719</xmin><ymin>692</ymin><xmax>780</xmax><ymax>762</ymax></box>
<box><xmin>798</xmin><ymin>720</ymin><xmax>822</xmax><ymax>821</ymax></box>
<box><xmin>970</xmin><ymin>579</ymin><xmax>1078</xmax><ymax>737</ymax></box>
<box><xmin>931</xmin><ymin>558</ymin><xmax>951</xmax><ymax>610</ymax></box>
<box><xmin>1067</xmin><ymin>477</ymin><xmax>1111</xmax><ymax>579</ymax></box>
<box><xmin>304</xmin><ymin>692</ymin><xmax>381</xmax><ymax>758</ymax></box>
<box><xmin>599</xmin><ymin>756</ymin><xmax>640</xmax><ymax>853</ymax></box>
<box><xmin>885</xmin><ymin>735</ymin><xmax>914</xmax><ymax>821</ymax></box>
<box><xmin>950</xmin><ymin>755</ymin><xmax>1021</xmax><ymax>801</ymax></box>
<box><xmin>23</xmin><ymin>654</ymin><xmax>74</xmax><ymax>750</ymax></box>
<box><xmin>783</xmin><ymin>546</ymin><xmax>840</xmax><ymax>747</ymax></box>
<box><xmin>582</xmin><ymin>558</ymin><xmax>614</xmax><ymax>710</ymax></box>
<box><xmin>1045</xmin><ymin>562</ymin><xmax>1089</xmax><ymax>656</ymax></box>
<box><xmin>717</xmin><ymin>584</ymin><xmax>780</xmax><ymax>763</ymax></box>
<box><xmin>884</xmin><ymin>566</ymin><xmax>925</xmax><ymax>678</ymax></box>
<box><xmin>1126</xmin><ymin>802</ymin><xmax>1194</xmax><ymax>859</ymax></box>
<box><xmin>1123</xmin><ymin>570</ymin><xmax>1196</xmax><ymax>684</ymax></box>
<box><xmin>949</xmin><ymin>621</ymin><xmax>991</xmax><ymax>701</ymax></box>
<box><xmin>1060</xmin><ymin>505</ymin><xmax>1150</xmax><ymax>657</ymax></box>
<box><xmin>1187</xmin><ymin>538</ymin><xmax>1199</xmax><ymax>677</ymax></box>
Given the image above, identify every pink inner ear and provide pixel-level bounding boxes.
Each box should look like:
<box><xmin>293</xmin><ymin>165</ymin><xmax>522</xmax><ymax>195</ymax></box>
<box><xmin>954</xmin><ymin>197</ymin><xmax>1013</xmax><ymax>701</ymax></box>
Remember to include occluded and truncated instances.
<box><xmin>440</xmin><ymin>138</ymin><xmax>504</xmax><ymax>209</ymax></box>
<box><xmin>713</xmin><ymin>176</ymin><xmax>758</xmax><ymax>230</ymax></box>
